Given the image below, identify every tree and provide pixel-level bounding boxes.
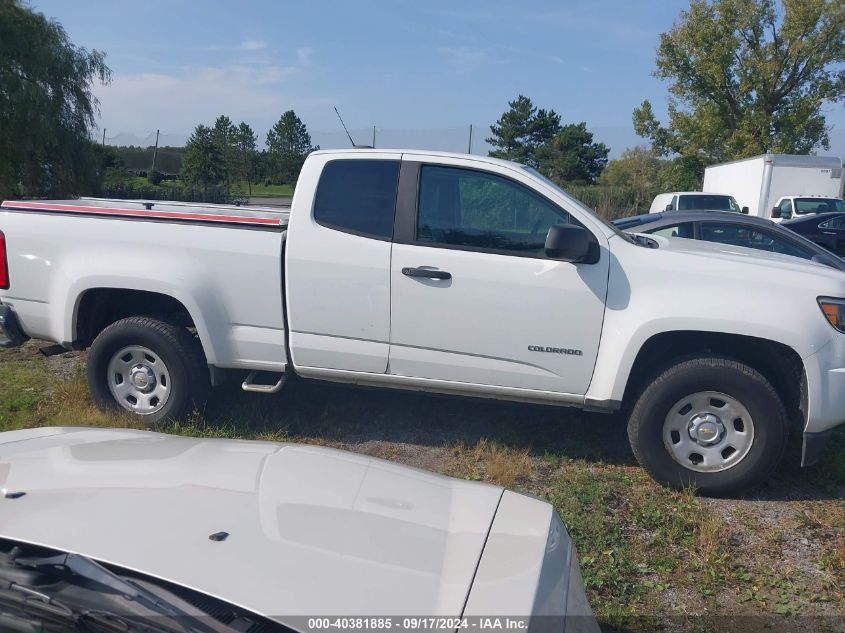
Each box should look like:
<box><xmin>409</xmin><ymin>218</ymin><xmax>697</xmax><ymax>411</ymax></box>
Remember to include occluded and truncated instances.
<box><xmin>0</xmin><ymin>0</ymin><xmax>110</xmax><ymax>198</ymax></box>
<box><xmin>534</xmin><ymin>123</ymin><xmax>609</xmax><ymax>184</ymax></box>
<box><xmin>265</xmin><ymin>111</ymin><xmax>318</xmax><ymax>184</ymax></box>
<box><xmin>211</xmin><ymin>115</ymin><xmax>237</xmax><ymax>197</ymax></box>
<box><xmin>599</xmin><ymin>146</ymin><xmax>706</xmax><ymax>195</ymax></box>
<box><xmin>487</xmin><ymin>96</ymin><xmax>609</xmax><ymax>182</ymax></box>
<box><xmin>180</xmin><ymin>125</ymin><xmax>221</xmax><ymax>196</ymax></box>
<box><xmin>599</xmin><ymin>146</ymin><xmax>664</xmax><ymax>208</ymax></box>
<box><xmin>599</xmin><ymin>147</ymin><xmax>662</xmax><ymax>188</ymax></box>
<box><xmin>659</xmin><ymin>156</ymin><xmax>708</xmax><ymax>191</ymax></box>
<box><xmin>486</xmin><ymin>95</ymin><xmax>560</xmax><ymax>166</ymax></box>
<box><xmin>633</xmin><ymin>0</ymin><xmax>845</xmax><ymax>161</ymax></box>
<box><xmin>235</xmin><ymin>122</ymin><xmax>257</xmax><ymax>195</ymax></box>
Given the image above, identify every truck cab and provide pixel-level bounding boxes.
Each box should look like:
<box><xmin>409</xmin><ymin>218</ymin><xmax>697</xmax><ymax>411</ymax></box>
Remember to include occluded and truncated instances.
<box><xmin>649</xmin><ymin>192</ymin><xmax>744</xmax><ymax>214</ymax></box>
<box><xmin>771</xmin><ymin>196</ymin><xmax>845</xmax><ymax>222</ymax></box>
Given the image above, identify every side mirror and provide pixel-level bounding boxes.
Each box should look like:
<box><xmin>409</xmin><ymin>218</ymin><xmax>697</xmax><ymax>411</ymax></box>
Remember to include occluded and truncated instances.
<box><xmin>741</xmin><ymin>206</ymin><xmax>749</xmax><ymax>214</ymax></box>
<box><xmin>771</xmin><ymin>207</ymin><xmax>781</xmax><ymax>219</ymax></box>
<box><xmin>545</xmin><ymin>224</ymin><xmax>599</xmax><ymax>264</ymax></box>
<box><xmin>664</xmin><ymin>203</ymin><xmax>673</xmax><ymax>212</ymax></box>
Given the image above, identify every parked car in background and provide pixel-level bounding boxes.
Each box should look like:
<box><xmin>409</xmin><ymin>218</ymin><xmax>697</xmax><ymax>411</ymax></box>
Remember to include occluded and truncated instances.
<box><xmin>0</xmin><ymin>427</ymin><xmax>597</xmax><ymax>632</ymax></box>
<box><xmin>781</xmin><ymin>212</ymin><xmax>845</xmax><ymax>258</ymax></box>
<box><xmin>703</xmin><ymin>153</ymin><xmax>844</xmax><ymax>218</ymax></box>
<box><xmin>649</xmin><ymin>192</ymin><xmax>745</xmax><ymax>213</ymax></box>
<box><xmin>613</xmin><ymin>211</ymin><xmax>845</xmax><ymax>271</ymax></box>
<box><xmin>771</xmin><ymin>196</ymin><xmax>845</xmax><ymax>221</ymax></box>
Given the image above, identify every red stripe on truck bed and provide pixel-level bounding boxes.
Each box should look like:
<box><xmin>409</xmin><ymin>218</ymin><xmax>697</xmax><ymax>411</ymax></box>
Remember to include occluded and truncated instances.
<box><xmin>0</xmin><ymin>200</ymin><xmax>283</xmax><ymax>226</ymax></box>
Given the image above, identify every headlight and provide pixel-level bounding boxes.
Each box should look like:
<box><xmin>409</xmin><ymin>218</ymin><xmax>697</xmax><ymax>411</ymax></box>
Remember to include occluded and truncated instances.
<box><xmin>818</xmin><ymin>298</ymin><xmax>845</xmax><ymax>333</ymax></box>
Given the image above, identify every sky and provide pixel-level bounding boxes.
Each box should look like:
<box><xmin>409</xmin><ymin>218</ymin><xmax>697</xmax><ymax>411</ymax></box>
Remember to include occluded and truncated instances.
<box><xmin>28</xmin><ymin>0</ymin><xmax>845</xmax><ymax>158</ymax></box>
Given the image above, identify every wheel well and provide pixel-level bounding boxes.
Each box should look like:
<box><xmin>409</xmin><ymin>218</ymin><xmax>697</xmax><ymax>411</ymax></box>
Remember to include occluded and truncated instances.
<box><xmin>75</xmin><ymin>289</ymin><xmax>195</xmax><ymax>349</ymax></box>
<box><xmin>624</xmin><ymin>331</ymin><xmax>806</xmax><ymax>431</ymax></box>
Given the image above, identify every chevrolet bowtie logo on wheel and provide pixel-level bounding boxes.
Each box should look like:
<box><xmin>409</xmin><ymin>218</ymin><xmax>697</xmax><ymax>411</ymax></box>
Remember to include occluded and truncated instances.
<box><xmin>528</xmin><ymin>345</ymin><xmax>583</xmax><ymax>356</ymax></box>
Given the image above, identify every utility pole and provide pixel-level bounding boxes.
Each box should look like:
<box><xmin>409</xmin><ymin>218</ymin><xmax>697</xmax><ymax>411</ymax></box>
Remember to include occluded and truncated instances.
<box><xmin>150</xmin><ymin>129</ymin><xmax>160</xmax><ymax>174</ymax></box>
<box><xmin>101</xmin><ymin>128</ymin><xmax>106</xmax><ymax>146</ymax></box>
<box><xmin>467</xmin><ymin>124</ymin><xmax>473</xmax><ymax>154</ymax></box>
<box><xmin>372</xmin><ymin>125</ymin><xmax>376</xmax><ymax>148</ymax></box>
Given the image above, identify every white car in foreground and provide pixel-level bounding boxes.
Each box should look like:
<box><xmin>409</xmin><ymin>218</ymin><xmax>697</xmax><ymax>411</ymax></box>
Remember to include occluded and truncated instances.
<box><xmin>0</xmin><ymin>427</ymin><xmax>597</xmax><ymax>633</ymax></box>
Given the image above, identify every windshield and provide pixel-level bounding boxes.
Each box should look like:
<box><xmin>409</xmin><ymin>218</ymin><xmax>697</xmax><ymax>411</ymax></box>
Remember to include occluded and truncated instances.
<box><xmin>677</xmin><ymin>194</ymin><xmax>741</xmax><ymax>212</ymax></box>
<box><xmin>522</xmin><ymin>166</ymin><xmax>635</xmax><ymax>243</ymax></box>
<box><xmin>794</xmin><ymin>198</ymin><xmax>845</xmax><ymax>214</ymax></box>
<box><xmin>0</xmin><ymin>538</ymin><xmax>288</xmax><ymax>633</ymax></box>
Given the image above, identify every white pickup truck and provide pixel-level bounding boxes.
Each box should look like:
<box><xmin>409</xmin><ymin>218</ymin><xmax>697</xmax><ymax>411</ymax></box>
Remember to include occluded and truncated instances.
<box><xmin>2</xmin><ymin>149</ymin><xmax>845</xmax><ymax>494</ymax></box>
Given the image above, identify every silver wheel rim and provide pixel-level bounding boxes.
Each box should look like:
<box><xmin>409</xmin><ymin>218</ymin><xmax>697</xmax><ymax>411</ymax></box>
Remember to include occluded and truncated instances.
<box><xmin>663</xmin><ymin>391</ymin><xmax>755</xmax><ymax>473</ymax></box>
<box><xmin>107</xmin><ymin>346</ymin><xmax>171</xmax><ymax>415</ymax></box>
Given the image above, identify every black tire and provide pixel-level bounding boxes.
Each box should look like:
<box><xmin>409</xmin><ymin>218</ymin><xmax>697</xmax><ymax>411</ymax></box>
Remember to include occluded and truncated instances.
<box><xmin>87</xmin><ymin>317</ymin><xmax>210</xmax><ymax>425</ymax></box>
<box><xmin>627</xmin><ymin>356</ymin><xmax>788</xmax><ymax>496</ymax></box>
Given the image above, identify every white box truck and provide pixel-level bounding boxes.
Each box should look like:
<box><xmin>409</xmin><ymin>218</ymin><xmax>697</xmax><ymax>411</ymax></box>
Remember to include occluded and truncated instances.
<box><xmin>703</xmin><ymin>153</ymin><xmax>844</xmax><ymax>219</ymax></box>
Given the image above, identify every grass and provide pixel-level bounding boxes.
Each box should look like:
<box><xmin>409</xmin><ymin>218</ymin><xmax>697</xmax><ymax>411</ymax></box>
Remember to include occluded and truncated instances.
<box><xmin>2</xmin><ymin>344</ymin><xmax>844</xmax><ymax>630</ymax></box>
<box><xmin>548</xmin><ymin>463</ymin><xmax>734</xmax><ymax>625</ymax></box>
<box><xmin>0</xmin><ymin>361</ymin><xmax>50</xmax><ymax>427</ymax></box>
<box><xmin>446</xmin><ymin>438</ymin><xmax>534</xmax><ymax>487</ymax></box>
<box><xmin>236</xmin><ymin>182</ymin><xmax>294</xmax><ymax>198</ymax></box>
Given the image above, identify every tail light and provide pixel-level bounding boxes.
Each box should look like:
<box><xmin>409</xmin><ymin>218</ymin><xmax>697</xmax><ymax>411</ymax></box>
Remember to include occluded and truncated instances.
<box><xmin>0</xmin><ymin>231</ymin><xmax>8</xmax><ymax>289</ymax></box>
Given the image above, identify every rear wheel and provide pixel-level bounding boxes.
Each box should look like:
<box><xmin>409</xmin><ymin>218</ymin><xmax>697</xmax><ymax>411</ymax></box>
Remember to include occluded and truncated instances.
<box><xmin>627</xmin><ymin>356</ymin><xmax>788</xmax><ymax>496</ymax></box>
<box><xmin>87</xmin><ymin>317</ymin><xmax>209</xmax><ymax>425</ymax></box>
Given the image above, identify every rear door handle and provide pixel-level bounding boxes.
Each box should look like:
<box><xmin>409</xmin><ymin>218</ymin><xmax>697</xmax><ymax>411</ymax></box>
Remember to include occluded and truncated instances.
<box><xmin>402</xmin><ymin>267</ymin><xmax>452</xmax><ymax>280</ymax></box>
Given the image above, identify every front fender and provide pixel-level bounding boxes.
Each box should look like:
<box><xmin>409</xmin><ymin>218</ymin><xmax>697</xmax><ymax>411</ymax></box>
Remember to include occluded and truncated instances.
<box><xmin>587</xmin><ymin>240</ymin><xmax>835</xmax><ymax>404</ymax></box>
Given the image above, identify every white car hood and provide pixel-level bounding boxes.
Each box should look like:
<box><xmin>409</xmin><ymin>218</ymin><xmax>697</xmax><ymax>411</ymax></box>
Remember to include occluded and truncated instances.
<box><xmin>0</xmin><ymin>427</ymin><xmax>503</xmax><ymax>622</ymax></box>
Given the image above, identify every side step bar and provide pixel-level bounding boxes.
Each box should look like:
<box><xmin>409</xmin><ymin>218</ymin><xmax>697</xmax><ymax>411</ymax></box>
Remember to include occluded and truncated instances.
<box><xmin>242</xmin><ymin>370</ymin><xmax>288</xmax><ymax>394</ymax></box>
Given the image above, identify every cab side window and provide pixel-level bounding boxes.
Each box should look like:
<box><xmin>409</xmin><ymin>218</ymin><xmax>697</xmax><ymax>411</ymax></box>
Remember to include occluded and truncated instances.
<box><xmin>314</xmin><ymin>160</ymin><xmax>400</xmax><ymax>239</ymax></box>
<box><xmin>415</xmin><ymin>165</ymin><xmax>571</xmax><ymax>257</ymax></box>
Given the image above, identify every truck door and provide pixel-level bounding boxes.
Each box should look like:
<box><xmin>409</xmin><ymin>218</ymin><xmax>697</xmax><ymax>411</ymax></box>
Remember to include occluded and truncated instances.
<box><xmin>388</xmin><ymin>160</ymin><xmax>609</xmax><ymax>395</ymax></box>
<box><xmin>285</xmin><ymin>155</ymin><xmax>400</xmax><ymax>373</ymax></box>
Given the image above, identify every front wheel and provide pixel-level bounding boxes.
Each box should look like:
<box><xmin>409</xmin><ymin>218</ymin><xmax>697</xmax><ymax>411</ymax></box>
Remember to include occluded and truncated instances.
<box><xmin>87</xmin><ymin>317</ymin><xmax>210</xmax><ymax>425</ymax></box>
<box><xmin>627</xmin><ymin>356</ymin><xmax>788</xmax><ymax>496</ymax></box>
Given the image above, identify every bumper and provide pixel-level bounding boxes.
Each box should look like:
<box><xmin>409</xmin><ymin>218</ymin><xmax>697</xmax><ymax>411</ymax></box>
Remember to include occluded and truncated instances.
<box><xmin>803</xmin><ymin>337</ymin><xmax>845</xmax><ymax>436</ymax></box>
<box><xmin>0</xmin><ymin>304</ymin><xmax>28</xmax><ymax>348</ymax></box>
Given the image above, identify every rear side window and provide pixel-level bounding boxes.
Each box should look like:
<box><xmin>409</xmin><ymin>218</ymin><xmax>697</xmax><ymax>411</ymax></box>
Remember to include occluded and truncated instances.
<box><xmin>700</xmin><ymin>223</ymin><xmax>811</xmax><ymax>259</ymax></box>
<box><xmin>819</xmin><ymin>216</ymin><xmax>845</xmax><ymax>229</ymax></box>
<box><xmin>313</xmin><ymin>160</ymin><xmax>400</xmax><ymax>239</ymax></box>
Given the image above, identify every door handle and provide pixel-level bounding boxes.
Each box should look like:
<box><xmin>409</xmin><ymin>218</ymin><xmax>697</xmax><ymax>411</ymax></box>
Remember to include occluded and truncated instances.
<box><xmin>402</xmin><ymin>267</ymin><xmax>452</xmax><ymax>280</ymax></box>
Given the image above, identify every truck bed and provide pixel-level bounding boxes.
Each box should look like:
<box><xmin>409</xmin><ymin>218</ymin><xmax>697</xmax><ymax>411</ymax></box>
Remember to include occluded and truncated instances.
<box><xmin>0</xmin><ymin>198</ymin><xmax>288</xmax><ymax>371</ymax></box>
<box><xmin>0</xmin><ymin>197</ymin><xmax>289</xmax><ymax>228</ymax></box>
